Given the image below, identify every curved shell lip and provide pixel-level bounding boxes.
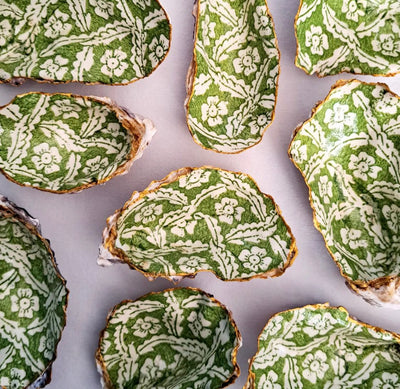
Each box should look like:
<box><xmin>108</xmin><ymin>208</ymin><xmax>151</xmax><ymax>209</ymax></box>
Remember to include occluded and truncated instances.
<box><xmin>184</xmin><ymin>0</ymin><xmax>281</xmax><ymax>154</ymax></box>
<box><xmin>0</xmin><ymin>91</ymin><xmax>156</xmax><ymax>194</ymax></box>
<box><xmin>0</xmin><ymin>196</ymin><xmax>69</xmax><ymax>389</ymax></box>
<box><xmin>293</xmin><ymin>0</ymin><xmax>400</xmax><ymax>78</ymax></box>
<box><xmin>288</xmin><ymin>78</ymin><xmax>400</xmax><ymax>294</ymax></box>
<box><xmin>100</xmin><ymin>165</ymin><xmax>298</xmax><ymax>282</ymax></box>
<box><xmin>95</xmin><ymin>286</ymin><xmax>241</xmax><ymax>389</ymax></box>
<box><xmin>0</xmin><ymin>0</ymin><xmax>172</xmax><ymax>87</ymax></box>
<box><xmin>244</xmin><ymin>302</ymin><xmax>400</xmax><ymax>389</ymax></box>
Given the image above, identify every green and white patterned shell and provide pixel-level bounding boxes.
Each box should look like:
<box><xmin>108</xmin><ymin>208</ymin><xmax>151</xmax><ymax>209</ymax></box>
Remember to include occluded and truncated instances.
<box><xmin>289</xmin><ymin>80</ymin><xmax>400</xmax><ymax>308</ymax></box>
<box><xmin>0</xmin><ymin>196</ymin><xmax>68</xmax><ymax>388</ymax></box>
<box><xmin>0</xmin><ymin>0</ymin><xmax>170</xmax><ymax>85</ymax></box>
<box><xmin>0</xmin><ymin>92</ymin><xmax>156</xmax><ymax>193</ymax></box>
<box><xmin>96</xmin><ymin>288</ymin><xmax>240</xmax><ymax>389</ymax></box>
<box><xmin>295</xmin><ymin>0</ymin><xmax>400</xmax><ymax>77</ymax></box>
<box><xmin>99</xmin><ymin>167</ymin><xmax>297</xmax><ymax>282</ymax></box>
<box><xmin>186</xmin><ymin>0</ymin><xmax>279</xmax><ymax>153</ymax></box>
<box><xmin>245</xmin><ymin>304</ymin><xmax>400</xmax><ymax>389</ymax></box>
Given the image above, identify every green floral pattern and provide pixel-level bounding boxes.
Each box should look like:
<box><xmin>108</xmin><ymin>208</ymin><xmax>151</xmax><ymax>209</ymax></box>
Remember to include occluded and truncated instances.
<box><xmin>246</xmin><ymin>304</ymin><xmax>400</xmax><ymax>389</ymax></box>
<box><xmin>0</xmin><ymin>0</ymin><xmax>170</xmax><ymax>84</ymax></box>
<box><xmin>186</xmin><ymin>0</ymin><xmax>279</xmax><ymax>153</ymax></box>
<box><xmin>295</xmin><ymin>0</ymin><xmax>400</xmax><ymax>76</ymax></box>
<box><xmin>289</xmin><ymin>80</ymin><xmax>400</xmax><ymax>289</ymax></box>
<box><xmin>96</xmin><ymin>288</ymin><xmax>240</xmax><ymax>389</ymax></box>
<box><xmin>0</xmin><ymin>93</ymin><xmax>155</xmax><ymax>193</ymax></box>
<box><xmin>100</xmin><ymin>167</ymin><xmax>296</xmax><ymax>281</ymax></box>
<box><xmin>0</xmin><ymin>196</ymin><xmax>67</xmax><ymax>388</ymax></box>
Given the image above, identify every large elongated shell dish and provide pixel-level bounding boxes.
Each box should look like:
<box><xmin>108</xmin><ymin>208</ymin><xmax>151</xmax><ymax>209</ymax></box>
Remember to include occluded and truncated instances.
<box><xmin>0</xmin><ymin>92</ymin><xmax>156</xmax><ymax>193</ymax></box>
<box><xmin>96</xmin><ymin>287</ymin><xmax>241</xmax><ymax>388</ymax></box>
<box><xmin>186</xmin><ymin>0</ymin><xmax>280</xmax><ymax>153</ymax></box>
<box><xmin>289</xmin><ymin>80</ymin><xmax>400</xmax><ymax>308</ymax></box>
<box><xmin>0</xmin><ymin>196</ymin><xmax>68</xmax><ymax>388</ymax></box>
<box><xmin>295</xmin><ymin>0</ymin><xmax>400</xmax><ymax>77</ymax></box>
<box><xmin>245</xmin><ymin>303</ymin><xmax>400</xmax><ymax>388</ymax></box>
<box><xmin>0</xmin><ymin>0</ymin><xmax>171</xmax><ymax>85</ymax></box>
<box><xmin>99</xmin><ymin>166</ymin><xmax>297</xmax><ymax>282</ymax></box>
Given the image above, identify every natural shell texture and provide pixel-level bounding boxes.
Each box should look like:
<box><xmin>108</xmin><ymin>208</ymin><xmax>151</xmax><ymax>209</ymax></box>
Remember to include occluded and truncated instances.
<box><xmin>295</xmin><ymin>0</ymin><xmax>400</xmax><ymax>77</ymax></box>
<box><xmin>96</xmin><ymin>287</ymin><xmax>241</xmax><ymax>389</ymax></box>
<box><xmin>245</xmin><ymin>304</ymin><xmax>400</xmax><ymax>388</ymax></box>
<box><xmin>186</xmin><ymin>0</ymin><xmax>279</xmax><ymax>153</ymax></box>
<box><xmin>289</xmin><ymin>80</ymin><xmax>400</xmax><ymax>307</ymax></box>
<box><xmin>99</xmin><ymin>167</ymin><xmax>297</xmax><ymax>281</ymax></box>
<box><xmin>0</xmin><ymin>0</ymin><xmax>171</xmax><ymax>85</ymax></box>
<box><xmin>0</xmin><ymin>196</ymin><xmax>68</xmax><ymax>388</ymax></box>
<box><xmin>0</xmin><ymin>92</ymin><xmax>155</xmax><ymax>193</ymax></box>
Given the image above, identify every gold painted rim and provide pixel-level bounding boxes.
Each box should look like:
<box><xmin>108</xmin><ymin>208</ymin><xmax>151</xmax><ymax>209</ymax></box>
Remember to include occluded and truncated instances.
<box><xmin>102</xmin><ymin>165</ymin><xmax>298</xmax><ymax>283</ymax></box>
<box><xmin>185</xmin><ymin>0</ymin><xmax>281</xmax><ymax>154</ymax></box>
<box><xmin>95</xmin><ymin>286</ymin><xmax>241</xmax><ymax>389</ymax></box>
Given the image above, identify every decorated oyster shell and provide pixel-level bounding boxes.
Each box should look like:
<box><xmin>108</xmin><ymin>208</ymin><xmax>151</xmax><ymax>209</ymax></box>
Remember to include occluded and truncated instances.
<box><xmin>0</xmin><ymin>196</ymin><xmax>68</xmax><ymax>388</ymax></box>
<box><xmin>289</xmin><ymin>80</ymin><xmax>400</xmax><ymax>308</ymax></box>
<box><xmin>295</xmin><ymin>0</ymin><xmax>400</xmax><ymax>77</ymax></box>
<box><xmin>0</xmin><ymin>92</ymin><xmax>156</xmax><ymax>193</ymax></box>
<box><xmin>185</xmin><ymin>0</ymin><xmax>280</xmax><ymax>153</ymax></box>
<box><xmin>99</xmin><ymin>166</ymin><xmax>297</xmax><ymax>281</ymax></box>
<box><xmin>96</xmin><ymin>287</ymin><xmax>241</xmax><ymax>388</ymax></box>
<box><xmin>0</xmin><ymin>0</ymin><xmax>171</xmax><ymax>85</ymax></box>
<box><xmin>245</xmin><ymin>303</ymin><xmax>400</xmax><ymax>388</ymax></box>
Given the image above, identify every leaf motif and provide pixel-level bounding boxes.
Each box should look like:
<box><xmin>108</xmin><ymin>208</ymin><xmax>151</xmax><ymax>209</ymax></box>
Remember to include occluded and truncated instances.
<box><xmin>225</xmin><ymin>221</ymin><xmax>277</xmax><ymax>245</ymax></box>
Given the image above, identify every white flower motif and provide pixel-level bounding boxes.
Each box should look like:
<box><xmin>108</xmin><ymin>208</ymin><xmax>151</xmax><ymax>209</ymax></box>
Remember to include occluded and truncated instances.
<box><xmin>239</xmin><ymin>247</ymin><xmax>271</xmax><ymax>271</ymax></box>
<box><xmin>132</xmin><ymin>317</ymin><xmax>161</xmax><ymax>338</ymax></box>
<box><xmin>348</xmin><ymin>152</ymin><xmax>382</xmax><ymax>181</ymax></box>
<box><xmin>324</xmin><ymin>103</ymin><xmax>356</xmax><ymax>132</ymax></box>
<box><xmin>303</xmin><ymin>313</ymin><xmax>337</xmax><ymax>337</ymax></box>
<box><xmin>140</xmin><ymin>355</ymin><xmax>167</xmax><ymax>382</ymax></box>
<box><xmin>83</xmin><ymin>156</ymin><xmax>109</xmax><ymax>177</ymax></box>
<box><xmin>0</xmin><ymin>19</ymin><xmax>12</xmax><ymax>46</ymax></box>
<box><xmin>261</xmin><ymin>316</ymin><xmax>283</xmax><ymax>339</ymax></box>
<box><xmin>51</xmin><ymin>99</ymin><xmax>82</xmax><ymax>119</ymax></box>
<box><xmin>334</xmin><ymin>337</ymin><xmax>362</xmax><ymax>363</ymax></box>
<box><xmin>290</xmin><ymin>140</ymin><xmax>307</xmax><ymax>164</ymax></box>
<box><xmin>11</xmin><ymin>289</ymin><xmax>39</xmax><ymax>319</ymax></box>
<box><xmin>253</xmin><ymin>6</ymin><xmax>272</xmax><ymax>36</ymax></box>
<box><xmin>44</xmin><ymin>10</ymin><xmax>72</xmax><ymax>39</ymax></box>
<box><xmin>233</xmin><ymin>47</ymin><xmax>260</xmax><ymax>76</ymax></box>
<box><xmin>177</xmin><ymin>256</ymin><xmax>210</xmax><ymax>273</ymax></box>
<box><xmin>170</xmin><ymin>217</ymin><xmax>197</xmax><ymax>237</ymax></box>
<box><xmin>373</xmin><ymin>372</ymin><xmax>399</xmax><ymax>389</ymax></box>
<box><xmin>305</xmin><ymin>25</ymin><xmax>329</xmax><ymax>55</ymax></box>
<box><xmin>149</xmin><ymin>34</ymin><xmax>169</xmax><ymax>67</ymax></box>
<box><xmin>318</xmin><ymin>176</ymin><xmax>333</xmax><ymax>204</ymax></box>
<box><xmin>134</xmin><ymin>203</ymin><xmax>163</xmax><ymax>224</ymax></box>
<box><xmin>89</xmin><ymin>0</ymin><xmax>114</xmax><ymax>19</ymax></box>
<box><xmin>202</xmin><ymin>15</ymin><xmax>216</xmax><ymax>46</ymax></box>
<box><xmin>249</xmin><ymin>114</ymin><xmax>270</xmax><ymax>135</ymax></box>
<box><xmin>215</xmin><ymin>198</ymin><xmax>244</xmax><ymax>224</ymax></box>
<box><xmin>342</xmin><ymin>0</ymin><xmax>366</xmax><ymax>22</ymax></box>
<box><xmin>340</xmin><ymin>227</ymin><xmax>367</xmax><ymax>249</ymax></box>
<box><xmin>372</xmin><ymin>33</ymin><xmax>400</xmax><ymax>57</ymax></box>
<box><xmin>32</xmin><ymin>143</ymin><xmax>62</xmax><ymax>174</ymax></box>
<box><xmin>1</xmin><ymin>369</ymin><xmax>29</xmax><ymax>389</ymax></box>
<box><xmin>179</xmin><ymin>170</ymin><xmax>211</xmax><ymax>190</ymax></box>
<box><xmin>258</xmin><ymin>371</ymin><xmax>281</xmax><ymax>389</ymax></box>
<box><xmin>383</xmin><ymin>204</ymin><xmax>400</xmax><ymax>233</ymax></box>
<box><xmin>39</xmin><ymin>55</ymin><xmax>69</xmax><ymax>80</ymax></box>
<box><xmin>187</xmin><ymin>311</ymin><xmax>212</xmax><ymax>338</ymax></box>
<box><xmin>302</xmin><ymin>350</ymin><xmax>329</xmax><ymax>384</ymax></box>
<box><xmin>100</xmin><ymin>48</ymin><xmax>128</xmax><ymax>78</ymax></box>
<box><xmin>201</xmin><ymin>96</ymin><xmax>228</xmax><ymax>127</ymax></box>
<box><xmin>38</xmin><ymin>332</ymin><xmax>55</xmax><ymax>359</ymax></box>
<box><xmin>372</xmin><ymin>87</ymin><xmax>399</xmax><ymax>114</ymax></box>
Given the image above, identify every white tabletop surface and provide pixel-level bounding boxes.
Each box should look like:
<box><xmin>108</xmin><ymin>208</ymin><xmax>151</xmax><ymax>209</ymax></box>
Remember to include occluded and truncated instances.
<box><xmin>1</xmin><ymin>0</ymin><xmax>400</xmax><ymax>388</ymax></box>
